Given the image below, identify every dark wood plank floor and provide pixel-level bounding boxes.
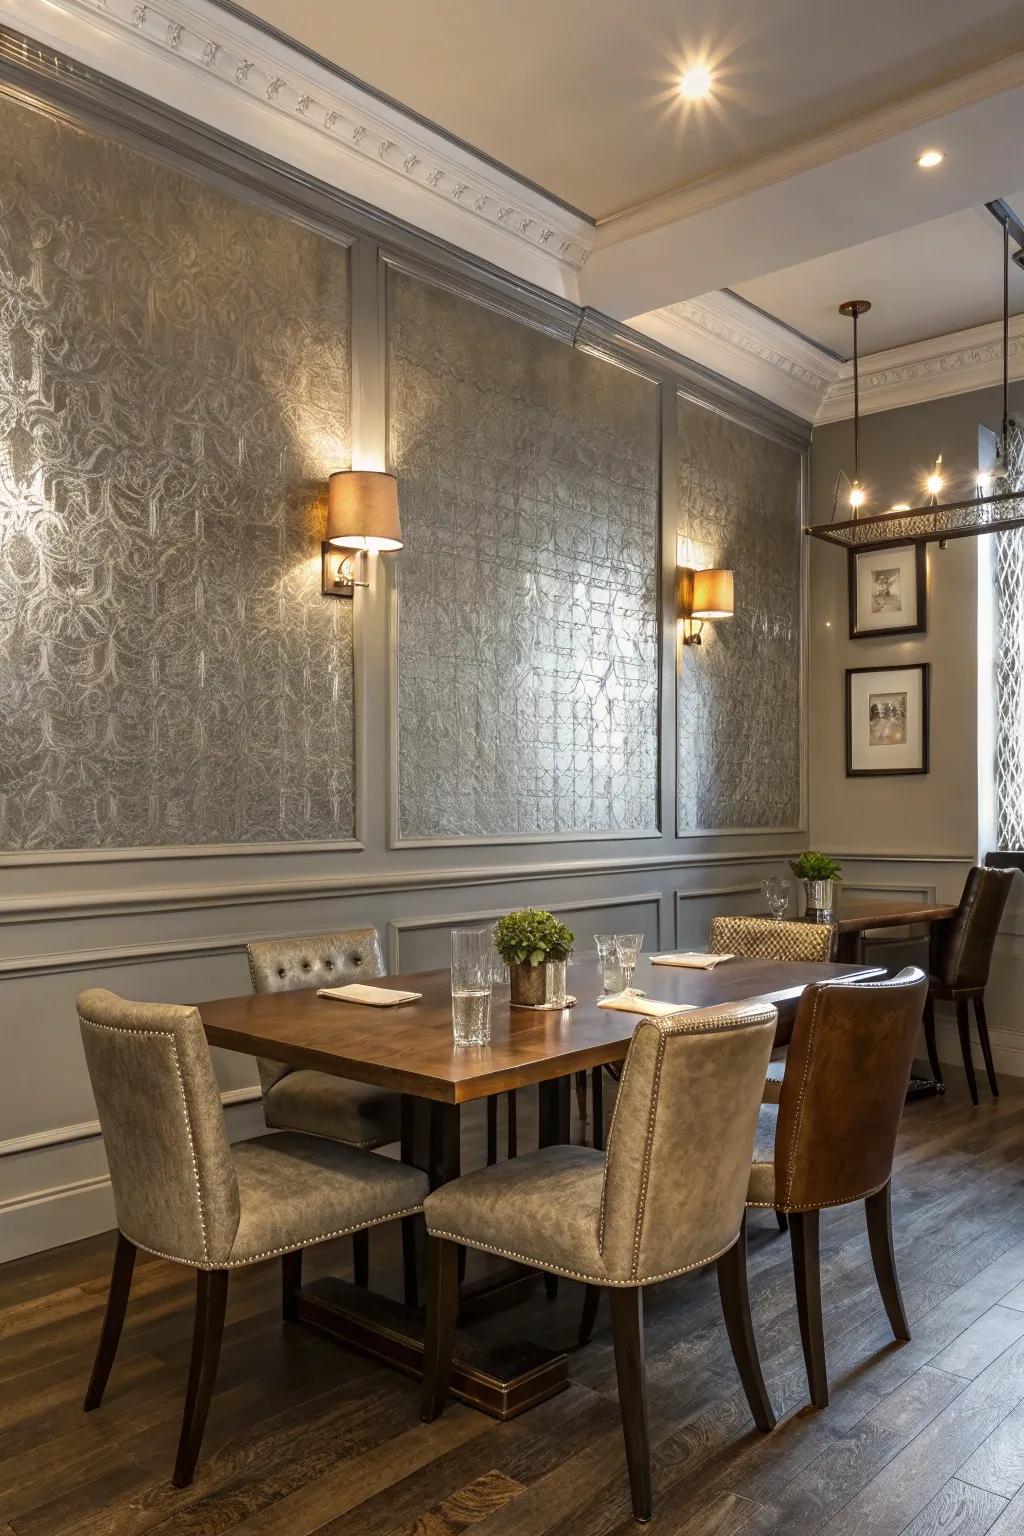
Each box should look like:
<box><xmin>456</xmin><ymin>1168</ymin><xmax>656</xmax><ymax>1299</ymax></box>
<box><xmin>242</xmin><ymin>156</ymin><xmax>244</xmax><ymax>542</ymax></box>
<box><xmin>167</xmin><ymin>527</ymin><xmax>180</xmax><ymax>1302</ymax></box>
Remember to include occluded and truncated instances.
<box><xmin>4</xmin><ymin>1071</ymin><xmax>1024</xmax><ymax>1536</ymax></box>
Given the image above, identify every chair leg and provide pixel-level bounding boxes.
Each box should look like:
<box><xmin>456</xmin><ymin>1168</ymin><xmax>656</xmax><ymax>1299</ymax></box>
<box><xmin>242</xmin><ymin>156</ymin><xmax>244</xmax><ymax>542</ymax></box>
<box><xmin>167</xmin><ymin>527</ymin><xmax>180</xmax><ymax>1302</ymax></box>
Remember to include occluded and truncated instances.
<box><xmin>776</xmin><ymin>1210</ymin><xmax>788</xmax><ymax>1232</ymax></box>
<box><xmin>610</xmin><ymin>1287</ymin><xmax>652</xmax><ymax>1523</ymax></box>
<box><xmin>507</xmin><ymin>1090</ymin><xmax>517</xmax><ymax>1158</ymax></box>
<box><xmin>486</xmin><ymin>1097</ymin><xmax>498</xmax><ymax>1165</ymax></box>
<box><xmin>865</xmin><ymin>1182</ymin><xmax>910</xmax><ymax>1342</ymax></box>
<box><xmin>83</xmin><ymin>1232</ymin><xmax>136</xmax><ymax>1411</ymax></box>
<box><xmin>352</xmin><ymin>1228</ymin><xmax>370</xmax><ymax>1288</ymax></box>
<box><xmin>956</xmin><ymin>998</ymin><xmax>979</xmax><ymax>1105</ymax></box>
<box><xmin>974</xmin><ymin>996</ymin><xmax>999</xmax><ymax>1099</ymax></box>
<box><xmin>402</xmin><ymin>1214</ymin><xmax>420</xmax><ymax>1309</ymax></box>
<box><xmin>172</xmin><ymin>1268</ymin><xmax>229</xmax><ymax>1488</ymax></box>
<box><xmin>579</xmin><ymin>1284</ymin><xmax>601</xmax><ymax>1346</ymax></box>
<box><xmin>281</xmin><ymin>1249</ymin><xmax>302</xmax><ymax>1323</ymax></box>
<box><xmin>922</xmin><ymin>995</ymin><xmax>943</xmax><ymax>1084</ymax></box>
<box><xmin>591</xmin><ymin>1067</ymin><xmax>604</xmax><ymax>1151</ymax></box>
<box><xmin>420</xmin><ymin>1237</ymin><xmax>460</xmax><ymax>1422</ymax></box>
<box><xmin>789</xmin><ymin>1209</ymin><xmax>828</xmax><ymax>1409</ymax></box>
<box><xmin>574</xmin><ymin>1069</ymin><xmax>588</xmax><ymax>1127</ymax></box>
<box><xmin>716</xmin><ymin>1217</ymin><xmax>776</xmax><ymax>1432</ymax></box>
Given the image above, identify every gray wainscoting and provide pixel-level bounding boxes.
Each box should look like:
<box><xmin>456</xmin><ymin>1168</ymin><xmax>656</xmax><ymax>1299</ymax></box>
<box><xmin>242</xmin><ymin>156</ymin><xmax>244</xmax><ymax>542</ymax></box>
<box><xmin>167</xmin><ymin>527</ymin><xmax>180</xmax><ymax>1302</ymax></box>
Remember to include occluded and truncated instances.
<box><xmin>676</xmin><ymin>394</ymin><xmax>804</xmax><ymax>834</ymax></box>
<box><xmin>0</xmin><ymin>37</ymin><xmax>811</xmax><ymax>1260</ymax></box>
<box><xmin>0</xmin><ymin>91</ymin><xmax>355</xmax><ymax>850</ymax></box>
<box><xmin>388</xmin><ymin>269</ymin><xmax>661</xmax><ymax>842</ymax></box>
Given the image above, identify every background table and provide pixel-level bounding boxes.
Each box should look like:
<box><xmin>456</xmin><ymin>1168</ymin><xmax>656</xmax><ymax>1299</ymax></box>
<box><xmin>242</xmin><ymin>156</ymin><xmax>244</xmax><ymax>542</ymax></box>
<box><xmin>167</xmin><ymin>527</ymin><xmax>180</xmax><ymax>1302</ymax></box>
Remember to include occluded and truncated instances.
<box><xmin>199</xmin><ymin>953</ymin><xmax>883</xmax><ymax>1418</ymax></box>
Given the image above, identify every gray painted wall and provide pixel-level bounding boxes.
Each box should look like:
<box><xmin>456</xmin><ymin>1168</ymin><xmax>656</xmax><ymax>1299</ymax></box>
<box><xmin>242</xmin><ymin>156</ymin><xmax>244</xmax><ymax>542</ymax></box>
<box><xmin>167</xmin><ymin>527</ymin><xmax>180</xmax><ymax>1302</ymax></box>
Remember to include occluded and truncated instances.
<box><xmin>809</xmin><ymin>381</ymin><xmax>1024</xmax><ymax>1077</ymax></box>
<box><xmin>0</xmin><ymin>71</ymin><xmax>808</xmax><ymax>1259</ymax></box>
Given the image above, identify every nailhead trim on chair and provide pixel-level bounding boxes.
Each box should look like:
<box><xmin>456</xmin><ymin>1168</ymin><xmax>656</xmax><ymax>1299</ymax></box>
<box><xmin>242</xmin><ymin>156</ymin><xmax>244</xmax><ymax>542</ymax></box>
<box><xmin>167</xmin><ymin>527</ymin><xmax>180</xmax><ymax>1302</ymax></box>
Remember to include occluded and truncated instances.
<box><xmin>123</xmin><ymin>1200</ymin><xmax>426</xmax><ymax>1271</ymax></box>
<box><xmin>265</xmin><ymin>1117</ymin><xmax>394</xmax><ymax>1151</ymax></box>
<box><xmin>424</xmin><ymin>1224</ymin><xmax>739</xmax><ymax>1287</ymax></box>
<box><xmin>747</xmin><ymin>1176</ymin><xmax>890</xmax><ymax>1213</ymax></box>
<box><xmin>79</xmin><ymin>1016</ymin><xmax>210</xmax><ymax>1265</ymax></box>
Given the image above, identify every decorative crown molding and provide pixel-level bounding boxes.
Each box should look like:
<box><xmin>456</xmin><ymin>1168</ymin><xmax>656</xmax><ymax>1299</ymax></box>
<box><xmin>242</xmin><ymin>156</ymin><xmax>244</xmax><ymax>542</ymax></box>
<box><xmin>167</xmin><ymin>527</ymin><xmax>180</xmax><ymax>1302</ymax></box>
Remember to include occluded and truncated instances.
<box><xmin>0</xmin><ymin>0</ymin><xmax>593</xmax><ymax>281</ymax></box>
<box><xmin>815</xmin><ymin>313</ymin><xmax>1024</xmax><ymax>423</ymax></box>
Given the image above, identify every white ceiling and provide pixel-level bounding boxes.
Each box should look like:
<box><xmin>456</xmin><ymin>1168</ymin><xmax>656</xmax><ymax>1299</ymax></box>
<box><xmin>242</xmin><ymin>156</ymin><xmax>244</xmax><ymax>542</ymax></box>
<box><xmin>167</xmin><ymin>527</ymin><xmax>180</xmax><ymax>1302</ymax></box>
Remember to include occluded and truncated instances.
<box><xmin>229</xmin><ymin>0</ymin><xmax>1024</xmax><ymax>221</ymax></box>
<box><xmin>733</xmin><ymin>197</ymin><xmax>1024</xmax><ymax>356</ymax></box>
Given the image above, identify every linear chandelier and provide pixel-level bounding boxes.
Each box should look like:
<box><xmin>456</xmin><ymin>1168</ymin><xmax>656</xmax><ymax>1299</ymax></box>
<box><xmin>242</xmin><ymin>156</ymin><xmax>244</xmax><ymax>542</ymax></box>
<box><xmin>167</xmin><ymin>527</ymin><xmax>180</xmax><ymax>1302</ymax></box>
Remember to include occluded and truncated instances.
<box><xmin>806</xmin><ymin>207</ymin><xmax>1023</xmax><ymax>551</ymax></box>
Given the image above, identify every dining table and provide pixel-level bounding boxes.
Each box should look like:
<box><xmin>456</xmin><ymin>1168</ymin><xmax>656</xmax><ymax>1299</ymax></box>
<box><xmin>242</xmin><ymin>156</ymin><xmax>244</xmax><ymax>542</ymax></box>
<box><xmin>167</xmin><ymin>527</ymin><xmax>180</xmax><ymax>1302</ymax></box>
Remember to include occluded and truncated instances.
<box><xmin>199</xmin><ymin>951</ymin><xmax>884</xmax><ymax>1419</ymax></box>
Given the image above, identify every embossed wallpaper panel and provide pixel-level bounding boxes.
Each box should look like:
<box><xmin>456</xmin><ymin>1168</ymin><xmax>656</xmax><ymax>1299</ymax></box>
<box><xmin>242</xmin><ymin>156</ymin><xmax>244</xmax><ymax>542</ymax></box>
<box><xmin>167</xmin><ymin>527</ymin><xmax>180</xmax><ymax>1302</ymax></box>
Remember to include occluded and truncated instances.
<box><xmin>676</xmin><ymin>396</ymin><xmax>802</xmax><ymax>832</ymax></box>
<box><xmin>389</xmin><ymin>272</ymin><xmax>660</xmax><ymax>840</ymax></box>
<box><xmin>0</xmin><ymin>95</ymin><xmax>353</xmax><ymax>849</ymax></box>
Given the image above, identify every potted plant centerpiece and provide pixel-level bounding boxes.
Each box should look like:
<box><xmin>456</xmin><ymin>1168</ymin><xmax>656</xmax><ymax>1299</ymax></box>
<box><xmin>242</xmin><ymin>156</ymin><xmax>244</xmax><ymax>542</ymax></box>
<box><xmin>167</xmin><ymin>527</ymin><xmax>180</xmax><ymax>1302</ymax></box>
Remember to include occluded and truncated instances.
<box><xmin>789</xmin><ymin>852</ymin><xmax>843</xmax><ymax>923</ymax></box>
<box><xmin>493</xmin><ymin>908</ymin><xmax>575</xmax><ymax>1008</ymax></box>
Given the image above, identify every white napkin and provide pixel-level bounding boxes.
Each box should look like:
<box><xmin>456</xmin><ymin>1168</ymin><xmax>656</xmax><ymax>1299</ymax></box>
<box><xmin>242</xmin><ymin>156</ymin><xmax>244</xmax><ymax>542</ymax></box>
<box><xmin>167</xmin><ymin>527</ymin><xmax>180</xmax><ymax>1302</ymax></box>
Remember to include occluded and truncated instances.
<box><xmin>650</xmin><ymin>952</ymin><xmax>735</xmax><ymax>971</ymax></box>
<box><xmin>597</xmin><ymin>992</ymin><xmax>696</xmax><ymax>1018</ymax></box>
<box><xmin>316</xmin><ymin>984</ymin><xmax>423</xmax><ymax>1006</ymax></box>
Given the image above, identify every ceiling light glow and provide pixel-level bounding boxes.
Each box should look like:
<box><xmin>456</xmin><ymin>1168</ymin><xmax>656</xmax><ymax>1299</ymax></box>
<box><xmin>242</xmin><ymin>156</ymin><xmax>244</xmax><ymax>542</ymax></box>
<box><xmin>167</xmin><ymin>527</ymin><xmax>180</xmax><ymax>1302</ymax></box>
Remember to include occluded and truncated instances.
<box><xmin>917</xmin><ymin>149</ymin><xmax>944</xmax><ymax>168</ymax></box>
<box><xmin>678</xmin><ymin>63</ymin><xmax>713</xmax><ymax>100</ymax></box>
<box><xmin>926</xmin><ymin>472</ymin><xmax>944</xmax><ymax>496</ymax></box>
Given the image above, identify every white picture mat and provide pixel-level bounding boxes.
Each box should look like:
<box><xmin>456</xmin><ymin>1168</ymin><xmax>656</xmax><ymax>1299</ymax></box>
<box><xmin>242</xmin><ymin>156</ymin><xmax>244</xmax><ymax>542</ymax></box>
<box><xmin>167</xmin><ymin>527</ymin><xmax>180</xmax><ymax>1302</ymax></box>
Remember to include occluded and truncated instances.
<box><xmin>854</xmin><ymin>546</ymin><xmax>919</xmax><ymax>632</ymax></box>
<box><xmin>849</xmin><ymin>668</ymin><xmax>926</xmax><ymax>772</ymax></box>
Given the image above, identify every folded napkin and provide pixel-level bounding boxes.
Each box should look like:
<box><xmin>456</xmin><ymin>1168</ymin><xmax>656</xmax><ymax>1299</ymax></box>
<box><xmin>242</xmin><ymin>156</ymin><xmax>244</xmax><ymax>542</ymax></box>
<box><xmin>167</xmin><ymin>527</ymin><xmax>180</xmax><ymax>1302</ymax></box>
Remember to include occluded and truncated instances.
<box><xmin>650</xmin><ymin>952</ymin><xmax>735</xmax><ymax>971</ymax></box>
<box><xmin>598</xmin><ymin>992</ymin><xmax>696</xmax><ymax>1018</ymax></box>
<box><xmin>316</xmin><ymin>984</ymin><xmax>423</xmax><ymax>1006</ymax></box>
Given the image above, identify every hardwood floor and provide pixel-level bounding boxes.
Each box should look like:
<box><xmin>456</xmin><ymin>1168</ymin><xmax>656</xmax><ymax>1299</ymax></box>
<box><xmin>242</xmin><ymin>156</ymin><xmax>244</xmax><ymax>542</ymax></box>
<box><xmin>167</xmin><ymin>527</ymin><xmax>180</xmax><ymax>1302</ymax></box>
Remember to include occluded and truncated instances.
<box><xmin>4</xmin><ymin>1074</ymin><xmax>1024</xmax><ymax>1535</ymax></box>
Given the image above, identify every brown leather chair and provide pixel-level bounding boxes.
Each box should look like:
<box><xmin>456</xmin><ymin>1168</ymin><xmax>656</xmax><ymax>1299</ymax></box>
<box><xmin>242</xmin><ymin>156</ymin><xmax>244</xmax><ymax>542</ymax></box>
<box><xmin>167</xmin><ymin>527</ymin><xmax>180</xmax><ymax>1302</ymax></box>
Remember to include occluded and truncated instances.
<box><xmin>420</xmin><ymin>1001</ymin><xmax>779</xmax><ymax>1522</ymax></box>
<box><xmin>747</xmin><ymin>966</ymin><xmax>928</xmax><ymax>1408</ymax></box>
<box><xmin>922</xmin><ymin>867</ymin><xmax>1013</xmax><ymax>1105</ymax></box>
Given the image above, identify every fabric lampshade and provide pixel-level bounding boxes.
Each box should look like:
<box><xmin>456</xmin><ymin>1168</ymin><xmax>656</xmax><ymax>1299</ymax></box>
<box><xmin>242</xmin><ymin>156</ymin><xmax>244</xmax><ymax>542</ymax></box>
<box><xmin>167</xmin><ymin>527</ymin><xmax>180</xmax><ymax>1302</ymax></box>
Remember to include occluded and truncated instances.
<box><xmin>691</xmin><ymin>568</ymin><xmax>733</xmax><ymax>619</ymax></box>
<box><xmin>326</xmin><ymin>470</ymin><xmax>402</xmax><ymax>551</ymax></box>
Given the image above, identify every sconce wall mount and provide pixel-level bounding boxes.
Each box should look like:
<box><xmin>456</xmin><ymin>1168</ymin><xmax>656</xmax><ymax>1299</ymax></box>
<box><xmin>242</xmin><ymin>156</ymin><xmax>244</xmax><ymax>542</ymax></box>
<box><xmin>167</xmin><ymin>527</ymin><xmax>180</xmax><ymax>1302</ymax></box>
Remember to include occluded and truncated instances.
<box><xmin>678</xmin><ymin>566</ymin><xmax>734</xmax><ymax>645</ymax></box>
<box><xmin>322</xmin><ymin>469</ymin><xmax>402</xmax><ymax>598</ymax></box>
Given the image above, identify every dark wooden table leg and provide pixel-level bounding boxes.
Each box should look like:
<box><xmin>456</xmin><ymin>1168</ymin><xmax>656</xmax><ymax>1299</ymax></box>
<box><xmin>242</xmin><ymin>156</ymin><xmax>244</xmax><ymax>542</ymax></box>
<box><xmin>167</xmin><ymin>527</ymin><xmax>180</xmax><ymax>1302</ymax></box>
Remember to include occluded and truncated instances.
<box><xmin>537</xmin><ymin>1077</ymin><xmax>571</xmax><ymax>1297</ymax></box>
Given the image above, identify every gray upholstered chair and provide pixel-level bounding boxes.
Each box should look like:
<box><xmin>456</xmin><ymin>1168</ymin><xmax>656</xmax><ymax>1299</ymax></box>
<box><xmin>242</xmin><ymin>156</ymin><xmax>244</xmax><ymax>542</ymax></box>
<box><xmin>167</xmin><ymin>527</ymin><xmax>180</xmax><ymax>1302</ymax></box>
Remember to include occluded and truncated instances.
<box><xmin>420</xmin><ymin>1001</ymin><xmax>779</xmax><ymax>1522</ymax></box>
<box><xmin>709</xmin><ymin>915</ymin><xmax>838</xmax><ymax>1122</ymax></box>
<box><xmin>247</xmin><ymin>930</ymin><xmax>404</xmax><ymax>1292</ymax></box>
<box><xmin>746</xmin><ymin>967</ymin><xmax>928</xmax><ymax>1408</ymax></box>
<box><xmin>77</xmin><ymin>988</ymin><xmax>427</xmax><ymax>1488</ymax></box>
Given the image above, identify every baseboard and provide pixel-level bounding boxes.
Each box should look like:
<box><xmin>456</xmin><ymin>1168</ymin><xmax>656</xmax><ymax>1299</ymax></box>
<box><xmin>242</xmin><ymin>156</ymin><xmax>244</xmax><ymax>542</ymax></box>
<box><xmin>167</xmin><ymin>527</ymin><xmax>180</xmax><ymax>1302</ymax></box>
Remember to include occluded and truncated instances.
<box><xmin>931</xmin><ymin>1015</ymin><xmax>1024</xmax><ymax>1081</ymax></box>
<box><xmin>0</xmin><ymin>1096</ymin><xmax>269</xmax><ymax>1265</ymax></box>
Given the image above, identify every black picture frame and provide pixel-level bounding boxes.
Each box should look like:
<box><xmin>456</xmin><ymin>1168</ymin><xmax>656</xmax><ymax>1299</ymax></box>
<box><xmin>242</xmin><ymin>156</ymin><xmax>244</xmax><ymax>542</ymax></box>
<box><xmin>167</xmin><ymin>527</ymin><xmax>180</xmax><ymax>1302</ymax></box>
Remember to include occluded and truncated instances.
<box><xmin>848</xmin><ymin>543</ymin><xmax>927</xmax><ymax>640</ymax></box>
<box><xmin>845</xmin><ymin>662</ymin><xmax>930</xmax><ymax>777</ymax></box>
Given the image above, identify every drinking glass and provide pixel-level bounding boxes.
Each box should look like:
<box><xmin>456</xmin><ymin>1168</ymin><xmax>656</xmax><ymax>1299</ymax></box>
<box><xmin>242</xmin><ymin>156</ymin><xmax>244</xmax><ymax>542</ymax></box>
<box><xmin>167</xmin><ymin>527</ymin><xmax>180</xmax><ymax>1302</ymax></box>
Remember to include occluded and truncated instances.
<box><xmin>762</xmin><ymin>876</ymin><xmax>792</xmax><ymax>922</ymax></box>
<box><xmin>614</xmin><ymin>933</ymin><xmax>644</xmax><ymax>994</ymax></box>
<box><xmin>489</xmin><ymin>932</ymin><xmax>511</xmax><ymax>1004</ymax></box>
<box><xmin>594</xmin><ymin>933</ymin><xmax>622</xmax><ymax>994</ymax></box>
<box><xmin>451</xmin><ymin>927</ymin><xmax>492</xmax><ymax>1046</ymax></box>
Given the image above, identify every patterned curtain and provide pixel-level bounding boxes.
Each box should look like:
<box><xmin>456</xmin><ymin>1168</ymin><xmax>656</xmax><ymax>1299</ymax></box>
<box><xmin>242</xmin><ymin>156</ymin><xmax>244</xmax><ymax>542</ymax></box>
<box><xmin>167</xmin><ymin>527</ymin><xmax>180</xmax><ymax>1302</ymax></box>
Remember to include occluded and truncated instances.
<box><xmin>993</xmin><ymin>421</ymin><xmax>1024</xmax><ymax>849</ymax></box>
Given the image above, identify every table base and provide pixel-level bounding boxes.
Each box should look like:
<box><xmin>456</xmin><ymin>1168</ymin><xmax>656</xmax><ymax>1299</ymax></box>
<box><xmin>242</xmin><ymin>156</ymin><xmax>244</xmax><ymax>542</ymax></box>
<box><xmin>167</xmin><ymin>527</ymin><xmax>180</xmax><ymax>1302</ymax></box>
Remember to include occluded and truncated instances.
<box><xmin>297</xmin><ymin>1275</ymin><xmax>570</xmax><ymax>1420</ymax></box>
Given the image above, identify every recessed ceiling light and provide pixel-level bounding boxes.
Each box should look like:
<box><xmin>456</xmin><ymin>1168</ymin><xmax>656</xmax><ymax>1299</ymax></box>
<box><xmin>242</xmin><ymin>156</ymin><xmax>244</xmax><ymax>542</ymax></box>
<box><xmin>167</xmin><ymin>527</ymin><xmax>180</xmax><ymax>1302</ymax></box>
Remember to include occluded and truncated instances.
<box><xmin>917</xmin><ymin>149</ymin><xmax>944</xmax><ymax>168</ymax></box>
<box><xmin>678</xmin><ymin>63</ymin><xmax>713</xmax><ymax>100</ymax></box>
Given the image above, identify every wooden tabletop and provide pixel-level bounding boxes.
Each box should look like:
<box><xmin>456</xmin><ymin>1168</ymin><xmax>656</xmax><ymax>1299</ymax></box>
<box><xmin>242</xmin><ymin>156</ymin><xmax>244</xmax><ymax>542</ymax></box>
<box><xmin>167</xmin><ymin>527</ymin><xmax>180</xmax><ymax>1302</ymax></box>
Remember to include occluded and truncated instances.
<box><xmin>199</xmin><ymin>954</ymin><xmax>883</xmax><ymax>1105</ymax></box>
<box><xmin>826</xmin><ymin>900</ymin><xmax>956</xmax><ymax>934</ymax></box>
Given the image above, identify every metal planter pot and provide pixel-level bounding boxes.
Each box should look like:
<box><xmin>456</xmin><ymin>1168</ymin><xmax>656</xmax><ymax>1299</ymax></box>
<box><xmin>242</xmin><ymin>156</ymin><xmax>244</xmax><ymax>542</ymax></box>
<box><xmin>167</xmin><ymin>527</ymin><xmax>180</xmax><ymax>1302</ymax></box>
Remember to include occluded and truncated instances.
<box><xmin>509</xmin><ymin>959</ymin><xmax>567</xmax><ymax>1008</ymax></box>
<box><xmin>803</xmin><ymin>879</ymin><xmax>836</xmax><ymax>923</ymax></box>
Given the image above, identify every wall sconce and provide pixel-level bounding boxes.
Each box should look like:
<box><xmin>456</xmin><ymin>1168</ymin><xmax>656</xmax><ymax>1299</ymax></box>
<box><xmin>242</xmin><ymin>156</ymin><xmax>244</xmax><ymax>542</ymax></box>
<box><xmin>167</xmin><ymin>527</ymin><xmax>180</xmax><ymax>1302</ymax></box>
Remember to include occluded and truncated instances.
<box><xmin>322</xmin><ymin>469</ymin><xmax>402</xmax><ymax>598</ymax></box>
<box><xmin>677</xmin><ymin>566</ymin><xmax>733</xmax><ymax>645</ymax></box>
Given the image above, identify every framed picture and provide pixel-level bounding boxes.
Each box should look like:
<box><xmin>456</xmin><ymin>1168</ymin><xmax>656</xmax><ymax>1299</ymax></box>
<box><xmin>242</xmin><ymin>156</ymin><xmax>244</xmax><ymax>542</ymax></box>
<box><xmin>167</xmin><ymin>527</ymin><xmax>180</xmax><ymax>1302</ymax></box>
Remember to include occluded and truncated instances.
<box><xmin>848</xmin><ymin>543</ymin><xmax>926</xmax><ymax>638</ymax></box>
<box><xmin>846</xmin><ymin>663</ymin><xmax>930</xmax><ymax>777</ymax></box>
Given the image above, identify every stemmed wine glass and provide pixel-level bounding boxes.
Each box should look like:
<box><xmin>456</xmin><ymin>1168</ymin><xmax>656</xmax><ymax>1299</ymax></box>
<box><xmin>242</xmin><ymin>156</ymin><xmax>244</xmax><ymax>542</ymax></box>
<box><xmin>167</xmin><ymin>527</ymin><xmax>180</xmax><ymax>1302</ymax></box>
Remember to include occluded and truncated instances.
<box><xmin>762</xmin><ymin>876</ymin><xmax>792</xmax><ymax>922</ymax></box>
<box><xmin>614</xmin><ymin>934</ymin><xmax>644</xmax><ymax>993</ymax></box>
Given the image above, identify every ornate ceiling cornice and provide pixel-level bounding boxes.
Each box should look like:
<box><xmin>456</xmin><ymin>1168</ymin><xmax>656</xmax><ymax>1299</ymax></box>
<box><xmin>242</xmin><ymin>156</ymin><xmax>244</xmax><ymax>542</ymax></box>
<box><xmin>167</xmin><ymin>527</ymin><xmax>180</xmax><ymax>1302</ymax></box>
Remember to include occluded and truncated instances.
<box><xmin>2</xmin><ymin>0</ymin><xmax>593</xmax><ymax>278</ymax></box>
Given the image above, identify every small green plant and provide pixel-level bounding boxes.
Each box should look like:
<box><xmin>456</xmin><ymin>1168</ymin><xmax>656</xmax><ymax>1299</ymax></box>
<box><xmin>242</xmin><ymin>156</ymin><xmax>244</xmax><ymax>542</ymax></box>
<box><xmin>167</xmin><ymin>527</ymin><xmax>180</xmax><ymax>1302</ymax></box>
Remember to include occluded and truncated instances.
<box><xmin>789</xmin><ymin>851</ymin><xmax>843</xmax><ymax>882</ymax></box>
<box><xmin>493</xmin><ymin>908</ymin><xmax>575</xmax><ymax>967</ymax></box>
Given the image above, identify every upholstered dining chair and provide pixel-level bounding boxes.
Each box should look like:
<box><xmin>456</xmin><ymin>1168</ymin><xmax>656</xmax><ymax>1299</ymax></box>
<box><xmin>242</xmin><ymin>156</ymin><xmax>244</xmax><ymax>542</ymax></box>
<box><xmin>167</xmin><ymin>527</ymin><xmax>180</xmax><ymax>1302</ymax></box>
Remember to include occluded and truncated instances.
<box><xmin>746</xmin><ymin>966</ymin><xmax>928</xmax><ymax>1409</ymax></box>
<box><xmin>77</xmin><ymin>988</ymin><xmax>428</xmax><ymax>1488</ymax></box>
<box><xmin>922</xmin><ymin>866</ymin><xmax>1013</xmax><ymax>1104</ymax></box>
<box><xmin>247</xmin><ymin>930</ymin><xmax>405</xmax><ymax>1293</ymax></box>
<box><xmin>419</xmin><ymin>1001</ymin><xmax>779</xmax><ymax>1522</ymax></box>
<box><xmin>709</xmin><ymin>915</ymin><xmax>838</xmax><ymax>1121</ymax></box>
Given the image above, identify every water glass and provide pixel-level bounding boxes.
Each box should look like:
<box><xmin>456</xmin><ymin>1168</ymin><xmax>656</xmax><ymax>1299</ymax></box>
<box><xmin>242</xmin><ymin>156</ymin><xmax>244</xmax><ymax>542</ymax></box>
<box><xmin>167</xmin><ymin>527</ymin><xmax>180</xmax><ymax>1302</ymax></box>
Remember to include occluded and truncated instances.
<box><xmin>489</xmin><ymin>933</ymin><xmax>511</xmax><ymax>1004</ymax></box>
<box><xmin>594</xmin><ymin>933</ymin><xmax>622</xmax><ymax>994</ymax></box>
<box><xmin>614</xmin><ymin>933</ymin><xmax>644</xmax><ymax>994</ymax></box>
<box><xmin>762</xmin><ymin>876</ymin><xmax>792</xmax><ymax>922</ymax></box>
<box><xmin>451</xmin><ymin>927</ymin><xmax>492</xmax><ymax>1046</ymax></box>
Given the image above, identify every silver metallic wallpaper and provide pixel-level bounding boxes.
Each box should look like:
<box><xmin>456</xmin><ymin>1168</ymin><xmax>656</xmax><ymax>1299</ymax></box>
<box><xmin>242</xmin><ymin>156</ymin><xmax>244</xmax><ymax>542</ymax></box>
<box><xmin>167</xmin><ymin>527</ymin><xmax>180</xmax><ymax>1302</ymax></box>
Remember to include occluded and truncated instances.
<box><xmin>676</xmin><ymin>395</ymin><xmax>802</xmax><ymax>831</ymax></box>
<box><xmin>388</xmin><ymin>272</ymin><xmax>661</xmax><ymax>840</ymax></box>
<box><xmin>0</xmin><ymin>96</ymin><xmax>353</xmax><ymax>849</ymax></box>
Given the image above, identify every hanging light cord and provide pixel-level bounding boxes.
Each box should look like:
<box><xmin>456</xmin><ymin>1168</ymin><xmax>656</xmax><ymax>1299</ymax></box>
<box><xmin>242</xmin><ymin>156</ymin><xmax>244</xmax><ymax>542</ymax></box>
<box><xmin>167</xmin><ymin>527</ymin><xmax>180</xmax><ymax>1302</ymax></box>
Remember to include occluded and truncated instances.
<box><xmin>852</xmin><ymin>305</ymin><xmax>861</xmax><ymax>487</ymax></box>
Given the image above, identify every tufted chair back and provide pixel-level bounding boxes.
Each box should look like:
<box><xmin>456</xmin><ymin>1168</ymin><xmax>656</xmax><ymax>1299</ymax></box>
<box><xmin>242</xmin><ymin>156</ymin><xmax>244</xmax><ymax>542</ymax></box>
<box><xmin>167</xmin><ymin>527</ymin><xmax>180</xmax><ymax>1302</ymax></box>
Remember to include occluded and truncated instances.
<box><xmin>709</xmin><ymin>915</ymin><xmax>836</xmax><ymax>963</ymax></box>
<box><xmin>599</xmin><ymin>1002</ymin><xmax>776</xmax><ymax>1284</ymax></box>
<box><xmin>246</xmin><ymin>928</ymin><xmax>385</xmax><ymax>1092</ymax></box>
<box><xmin>933</xmin><ymin>867</ymin><xmax>1013</xmax><ymax>991</ymax></box>
<box><xmin>774</xmin><ymin>967</ymin><xmax>927</xmax><ymax>1212</ymax></box>
<box><xmin>77</xmin><ymin>988</ymin><xmax>240</xmax><ymax>1268</ymax></box>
